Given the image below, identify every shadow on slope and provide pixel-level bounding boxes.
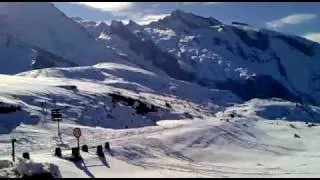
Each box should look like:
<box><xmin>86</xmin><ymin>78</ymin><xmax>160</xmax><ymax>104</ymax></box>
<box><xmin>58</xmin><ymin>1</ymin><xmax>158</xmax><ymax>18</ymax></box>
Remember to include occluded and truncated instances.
<box><xmin>255</xmin><ymin>102</ymin><xmax>320</xmax><ymax>123</ymax></box>
<box><xmin>215</xmin><ymin>75</ymin><xmax>316</xmax><ymax>106</ymax></box>
<box><xmin>0</xmin><ymin>102</ymin><xmax>37</xmax><ymax>134</ymax></box>
<box><xmin>95</xmin><ymin>65</ymin><xmax>241</xmax><ymax>107</ymax></box>
<box><xmin>72</xmin><ymin>159</ymin><xmax>95</xmax><ymax>178</ymax></box>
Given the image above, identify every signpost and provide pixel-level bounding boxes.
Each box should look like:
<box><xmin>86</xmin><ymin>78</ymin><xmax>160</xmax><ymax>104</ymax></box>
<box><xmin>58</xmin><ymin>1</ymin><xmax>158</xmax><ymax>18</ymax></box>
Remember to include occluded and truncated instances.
<box><xmin>73</xmin><ymin>128</ymin><xmax>81</xmax><ymax>149</ymax></box>
<box><xmin>51</xmin><ymin>109</ymin><xmax>62</xmax><ymax>137</ymax></box>
<box><xmin>41</xmin><ymin>101</ymin><xmax>47</xmax><ymax>124</ymax></box>
<box><xmin>11</xmin><ymin>139</ymin><xmax>16</xmax><ymax>162</ymax></box>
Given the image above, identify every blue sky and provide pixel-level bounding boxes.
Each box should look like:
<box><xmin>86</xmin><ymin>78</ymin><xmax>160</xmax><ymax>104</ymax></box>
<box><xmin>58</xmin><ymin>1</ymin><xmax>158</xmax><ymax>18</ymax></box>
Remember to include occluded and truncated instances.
<box><xmin>54</xmin><ymin>2</ymin><xmax>320</xmax><ymax>43</ymax></box>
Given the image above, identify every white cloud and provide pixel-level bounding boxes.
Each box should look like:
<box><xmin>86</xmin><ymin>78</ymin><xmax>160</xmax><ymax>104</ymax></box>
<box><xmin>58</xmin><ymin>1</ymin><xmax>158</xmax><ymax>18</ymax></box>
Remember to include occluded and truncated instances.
<box><xmin>70</xmin><ymin>2</ymin><xmax>133</xmax><ymax>12</ymax></box>
<box><xmin>109</xmin><ymin>11</ymin><xmax>169</xmax><ymax>25</ymax></box>
<box><xmin>266</xmin><ymin>13</ymin><xmax>317</xmax><ymax>29</ymax></box>
<box><xmin>183</xmin><ymin>2</ymin><xmax>224</xmax><ymax>5</ymax></box>
<box><xmin>203</xmin><ymin>2</ymin><xmax>224</xmax><ymax>4</ymax></box>
<box><xmin>303</xmin><ymin>32</ymin><xmax>320</xmax><ymax>43</ymax></box>
<box><xmin>137</xmin><ymin>14</ymin><xmax>170</xmax><ymax>25</ymax></box>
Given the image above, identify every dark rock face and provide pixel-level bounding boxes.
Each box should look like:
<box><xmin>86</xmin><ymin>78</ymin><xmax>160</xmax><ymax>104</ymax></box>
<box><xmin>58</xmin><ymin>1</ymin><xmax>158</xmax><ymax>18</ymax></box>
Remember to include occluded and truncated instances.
<box><xmin>213</xmin><ymin>37</ymin><xmax>221</xmax><ymax>46</ymax></box>
<box><xmin>294</xmin><ymin>133</ymin><xmax>301</xmax><ymax>138</ymax></box>
<box><xmin>232</xmin><ymin>22</ymin><xmax>250</xmax><ymax>26</ymax></box>
<box><xmin>108</xmin><ymin>93</ymin><xmax>158</xmax><ymax>115</ymax></box>
<box><xmin>0</xmin><ymin>104</ymin><xmax>21</xmax><ymax>114</ymax></box>
<box><xmin>276</xmin><ymin>35</ymin><xmax>314</xmax><ymax>57</ymax></box>
<box><xmin>232</xmin><ymin>27</ymin><xmax>269</xmax><ymax>51</ymax></box>
<box><xmin>31</xmin><ymin>48</ymin><xmax>77</xmax><ymax>70</ymax></box>
<box><xmin>236</xmin><ymin>44</ymin><xmax>248</xmax><ymax>60</ymax></box>
<box><xmin>215</xmin><ymin>75</ymin><xmax>302</xmax><ymax>103</ymax></box>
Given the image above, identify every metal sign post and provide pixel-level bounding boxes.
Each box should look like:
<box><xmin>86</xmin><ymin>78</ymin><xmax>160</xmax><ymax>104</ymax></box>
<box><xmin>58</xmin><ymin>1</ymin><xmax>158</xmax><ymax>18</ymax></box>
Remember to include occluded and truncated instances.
<box><xmin>51</xmin><ymin>109</ymin><xmax>62</xmax><ymax>138</ymax></box>
<box><xmin>41</xmin><ymin>101</ymin><xmax>47</xmax><ymax>124</ymax></box>
<box><xmin>58</xmin><ymin>119</ymin><xmax>61</xmax><ymax>137</ymax></box>
<box><xmin>11</xmin><ymin>139</ymin><xmax>16</xmax><ymax>162</ymax></box>
<box><xmin>73</xmin><ymin>128</ymin><xmax>82</xmax><ymax>149</ymax></box>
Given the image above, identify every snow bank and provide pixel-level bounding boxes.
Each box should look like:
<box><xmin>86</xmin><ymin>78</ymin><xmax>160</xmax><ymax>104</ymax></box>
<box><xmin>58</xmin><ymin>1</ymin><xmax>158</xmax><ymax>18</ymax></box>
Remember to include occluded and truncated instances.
<box><xmin>0</xmin><ymin>160</ymin><xmax>12</xmax><ymax>169</ymax></box>
<box><xmin>15</xmin><ymin>158</ymin><xmax>61</xmax><ymax>178</ymax></box>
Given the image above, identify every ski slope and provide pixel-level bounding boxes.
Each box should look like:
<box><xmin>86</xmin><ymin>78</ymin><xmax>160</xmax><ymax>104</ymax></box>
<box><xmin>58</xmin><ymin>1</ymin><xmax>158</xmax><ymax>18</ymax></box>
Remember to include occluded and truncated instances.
<box><xmin>1</xmin><ymin>101</ymin><xmax>320</xmax><ymax>178</ymax></box>
<box><xmin>0</xmin><ymin>62</ymin><xmax>319</xmax><ymax>177</ymax></box>
<box><xmin>0</xmin><ymin>62</ymin><xmax>239</xmax><ymax>155</ymax></box>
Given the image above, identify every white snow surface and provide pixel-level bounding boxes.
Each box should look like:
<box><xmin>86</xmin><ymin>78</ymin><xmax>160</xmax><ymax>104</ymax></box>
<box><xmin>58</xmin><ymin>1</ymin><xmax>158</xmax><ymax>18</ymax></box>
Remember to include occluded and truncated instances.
<box><xmin>1</xmin><ymin>99</ymin><xmax>320</xmax><ymax>177</ymax></box>
<box><xmin>0</xmin><ymin>62</ymin><xmax>319</xmax><ymax>177</ymax></box>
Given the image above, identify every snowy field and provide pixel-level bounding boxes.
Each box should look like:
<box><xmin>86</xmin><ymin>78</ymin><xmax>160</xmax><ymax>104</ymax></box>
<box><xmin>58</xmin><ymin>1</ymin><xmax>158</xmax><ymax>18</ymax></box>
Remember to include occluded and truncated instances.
<box><xmin>0</xmin><ymin>63</ymin><xmax>320</xmax><ymax>177</ymax></box>
<box><xmin>1</xmin><ymin>106</ymin><xmax>320</xmax><ymax>178</ymax></box>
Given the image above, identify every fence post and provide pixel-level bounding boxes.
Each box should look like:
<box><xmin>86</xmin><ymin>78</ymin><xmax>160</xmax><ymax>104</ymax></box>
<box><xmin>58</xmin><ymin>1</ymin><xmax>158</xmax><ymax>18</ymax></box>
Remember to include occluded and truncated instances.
<box><xmin>55</xmin><ymin>147</ymin><xmax>62</xmax><ymax>157</ymax></box>
<box><xmin>81</xmin><ymin>145</ymin><xmax>88</xmax><ymax>152</ymax></box>
<box><xmin>104</xmin><ymin>142</ymin><xmax>110</xmax><ymax>151</ymax></box>
<box><xmin>22</xmin><ymin>152</ymin><xmax>30</xmax><ymax>160</ymax></box>
<box><xmin>72</xmin><ymin>147</ymin><xmax>81</xmax><ymax>160</ymax></box>
<box><xmin>96</xmin><ymin>145</ymin><xmax>104</xmax><ymax>158</ymax></box>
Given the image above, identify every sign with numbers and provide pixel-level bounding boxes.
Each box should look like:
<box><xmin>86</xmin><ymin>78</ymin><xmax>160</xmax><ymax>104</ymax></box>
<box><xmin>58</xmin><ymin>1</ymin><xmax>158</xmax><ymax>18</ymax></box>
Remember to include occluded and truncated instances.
<box><xmin>73</xmin><ymin>128</ymin><xmax>81</xmax><ymax>138</ymax></box>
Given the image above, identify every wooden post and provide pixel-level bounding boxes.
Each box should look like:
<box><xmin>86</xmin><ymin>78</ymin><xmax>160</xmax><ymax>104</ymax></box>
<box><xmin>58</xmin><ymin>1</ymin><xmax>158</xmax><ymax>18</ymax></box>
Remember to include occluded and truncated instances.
<box><xmin>104</xmin><ymin>142</ymin><xmax>110</xmax><ymax>151</ymax></box>
<box><xmin>22</xmin><ymin>152</ymin><xmax>30</xmax><ymax>160</ymax></box>
<box><xmin>55</xmin><ymin>147</ymin><xmax>62</xmax><ymax>157</ymax></box>
<box><xmin>96</xmin><ymin>145</ymin><xmax>104</xmax><ymax>157</ymax></box>
<box><xmin>72</xmin><ymin>147</ymin><xmax>81</xmax><ymax>160</ymax></box>
<box><xmin>81</xmin><ymin>145</ymin><xmax>88</xmax><ymax>152</ymax></box>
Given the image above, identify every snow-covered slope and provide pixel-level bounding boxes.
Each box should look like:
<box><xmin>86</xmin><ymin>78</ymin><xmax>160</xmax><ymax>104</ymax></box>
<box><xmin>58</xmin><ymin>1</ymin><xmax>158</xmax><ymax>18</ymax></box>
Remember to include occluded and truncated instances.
<box><xmin>0</xmin><ymin>61</ymin><xmax>241</xmax><ymax>161</ymax></box>
<box><xmin>1</xmin><ymin>95</ymin><xmax>320</xmax><ymax>177</ymax></box>
<box><xmin>0</xmin><ymin>32</ymin><xmax>77</xmax><ymax>74</ymax></box>
<box><xmin>0</xmin><ymin>2</ymin><xmax>128</xmax><ymax>72</ymax></box>
<box><xmin>125</xmin><ymin>9</ymin><xmax>320</xmax><ymax>105</ymax></box>
<box><xmin>0</xmin><ymin>62</ymin><xmax>319</xmax><ymax>178</ymax></box>
<box><xmin>0</xmin><ymin>61</ymin><xmax>239</xmax><ymax>137</ymax></box>
<box><xmin>16</xmin><ymin>62</ymin><xmax>239</xmax><ymax>106</ymax></box>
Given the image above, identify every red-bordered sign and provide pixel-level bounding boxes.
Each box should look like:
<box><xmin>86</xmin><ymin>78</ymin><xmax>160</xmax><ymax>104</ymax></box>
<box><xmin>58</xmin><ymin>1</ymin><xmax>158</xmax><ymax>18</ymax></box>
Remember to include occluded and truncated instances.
<box><xmin>73</xmin><ymin>128</ymin><xmax>81</xmax><ymax>138</ymax></box>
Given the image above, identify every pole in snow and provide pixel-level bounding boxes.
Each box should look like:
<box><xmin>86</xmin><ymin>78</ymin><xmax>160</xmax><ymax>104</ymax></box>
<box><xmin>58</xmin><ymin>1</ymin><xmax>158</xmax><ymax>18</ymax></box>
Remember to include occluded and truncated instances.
<box><xmin>58</xmin><ymin>119</ymin><xmax>61</xmax><ymax>137</ymax></box>
<box><xmin>11</xmin><ymin>139</ymin><xmax>16</xmax><ymax>162</ymax></box>
<box><xmin>51</xmin><ymin>108</ymin><xmax>62</xmax><ymax>138</ymax></box>
<box><xmin>41</xmin><ymin>101</ymin><xmax>47</xmax><ymax>124</ymax></box>
<box><xmin>73</xmin><ymin>128</ymin><xmax>81</xmax><ymax>150</ymax></box>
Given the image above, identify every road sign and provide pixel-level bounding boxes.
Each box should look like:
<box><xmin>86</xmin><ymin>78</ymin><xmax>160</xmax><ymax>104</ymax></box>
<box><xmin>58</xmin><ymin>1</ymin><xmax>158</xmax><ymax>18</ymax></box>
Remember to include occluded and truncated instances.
<box><xmin>73</xmin><ymin>128</ymin><xmax>81</xmax><ymax>138</ymax></box>
<box><xmin>51</xmin><ymin>109</ymin><xmax>62</xmax><ymax>122</ymax></box>
<box><xmin>73</xmin><ymin>128</ymin><xmax>81</xmax><ymax>149</ymax></box>
<box><xmin>51</xmin><ymin>108</ymin><xmax>62</xmax><ymax>138</ymax></box>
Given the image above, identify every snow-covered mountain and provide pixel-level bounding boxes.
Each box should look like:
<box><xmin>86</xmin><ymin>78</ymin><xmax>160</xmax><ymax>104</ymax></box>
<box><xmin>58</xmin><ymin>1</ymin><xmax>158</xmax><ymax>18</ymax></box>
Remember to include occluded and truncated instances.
<box><xmin>123</xmin><ymin>10</ymin><xmax>320</xmax><ymax>105</ymax></box>
<box><xmin>72</xmin><ymin>18</ymin><xmax>193</xmax><ymax>81</ymax></box>
<box><xmin>0</xmin><ymin>2</ymin><xmax>319</xmax><ymax>106</ymax></box>
<box><xmin>0</xmin><ymin>32</ymin><xmax>77</xmax><ymax>74</ymax></box>
<box><xmin>0</xmin><ymin>2</ymin><xmax>130</xmax><ymax>73</ymax></box>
